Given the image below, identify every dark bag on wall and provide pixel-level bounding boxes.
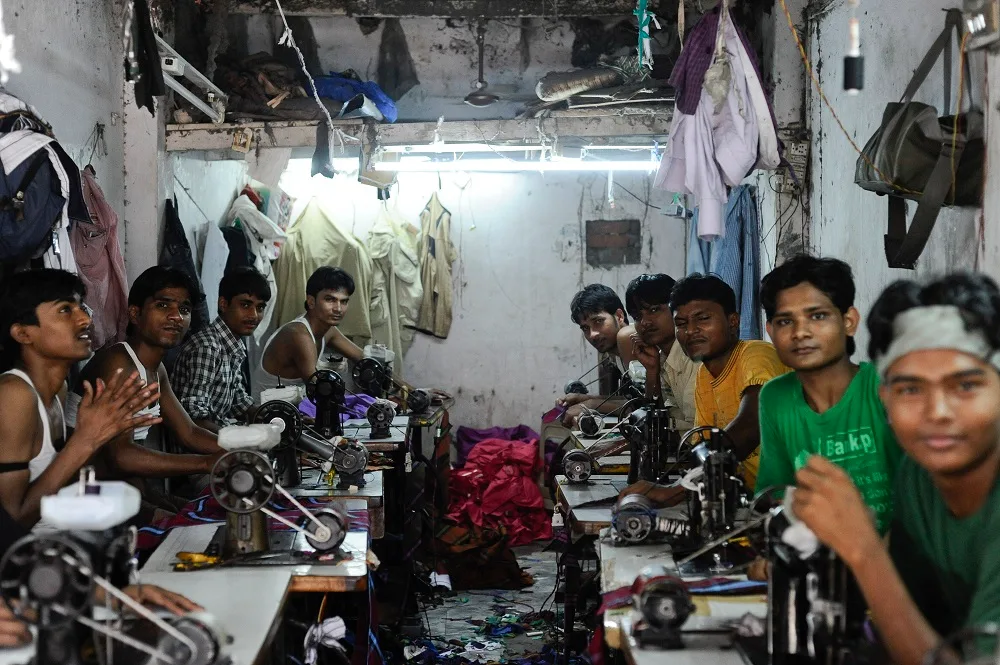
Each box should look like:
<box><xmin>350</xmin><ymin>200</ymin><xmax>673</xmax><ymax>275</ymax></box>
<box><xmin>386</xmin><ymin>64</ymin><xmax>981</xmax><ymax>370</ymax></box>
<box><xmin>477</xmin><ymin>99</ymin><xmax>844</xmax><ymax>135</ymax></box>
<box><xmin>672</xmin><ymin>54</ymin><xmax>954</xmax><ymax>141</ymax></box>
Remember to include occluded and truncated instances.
<box><xmin>0</xmin><ymin>151</ymin><xmax>65</xmax><ymax>264</ymax></box>
<box><xmin>855</xmin><ymin>9</ymin><xmax>983</xmax><ymax>269</ymax></box>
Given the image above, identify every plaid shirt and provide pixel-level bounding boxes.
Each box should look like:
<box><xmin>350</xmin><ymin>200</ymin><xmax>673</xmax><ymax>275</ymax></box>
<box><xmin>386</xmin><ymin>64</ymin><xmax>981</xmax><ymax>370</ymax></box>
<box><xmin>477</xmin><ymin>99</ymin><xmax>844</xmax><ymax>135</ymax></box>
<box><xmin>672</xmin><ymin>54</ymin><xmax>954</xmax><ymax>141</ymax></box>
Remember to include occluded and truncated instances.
<box><xmin>172</xmin><ymin>317</ymin><xmax>252</xmax><ymax>427</ymax></box>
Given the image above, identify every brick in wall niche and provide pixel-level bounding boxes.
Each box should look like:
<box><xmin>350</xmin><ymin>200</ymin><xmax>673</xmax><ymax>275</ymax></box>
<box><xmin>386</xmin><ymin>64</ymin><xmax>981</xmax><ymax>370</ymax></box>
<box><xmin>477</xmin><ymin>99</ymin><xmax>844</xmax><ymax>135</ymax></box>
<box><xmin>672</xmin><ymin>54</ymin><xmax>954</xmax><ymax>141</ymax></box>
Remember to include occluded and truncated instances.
<box><xmin>586</xmin><ymin>219</ymin><xmax>640</xmax><ymax>267</ymax></box>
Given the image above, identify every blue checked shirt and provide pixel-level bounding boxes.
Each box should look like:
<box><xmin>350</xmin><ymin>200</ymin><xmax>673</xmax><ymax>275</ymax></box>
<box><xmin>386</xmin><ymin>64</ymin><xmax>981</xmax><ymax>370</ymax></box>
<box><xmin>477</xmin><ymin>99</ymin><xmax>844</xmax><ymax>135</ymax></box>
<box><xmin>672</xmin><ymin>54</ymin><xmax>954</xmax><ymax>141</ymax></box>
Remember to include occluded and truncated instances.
<box><xmin>172</xmin><ymin>317</ymin><xmax>253</xmax><ymax>427</ymax></box>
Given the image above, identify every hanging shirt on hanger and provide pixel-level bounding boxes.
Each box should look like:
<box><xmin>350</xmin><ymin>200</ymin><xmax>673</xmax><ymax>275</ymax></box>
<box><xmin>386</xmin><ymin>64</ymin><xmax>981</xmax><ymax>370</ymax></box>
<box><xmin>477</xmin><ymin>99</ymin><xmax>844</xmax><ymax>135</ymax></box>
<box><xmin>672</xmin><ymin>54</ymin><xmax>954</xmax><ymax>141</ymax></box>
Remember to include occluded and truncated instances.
<box><xmin>368</xmin><ymin>205</ymin><xmax>424</xmax><ymax>367</ymax></box>
<box><xmin>413</xmin><ymin>193</ymin><xmax>457</xmax><ymax>340</ymax></box>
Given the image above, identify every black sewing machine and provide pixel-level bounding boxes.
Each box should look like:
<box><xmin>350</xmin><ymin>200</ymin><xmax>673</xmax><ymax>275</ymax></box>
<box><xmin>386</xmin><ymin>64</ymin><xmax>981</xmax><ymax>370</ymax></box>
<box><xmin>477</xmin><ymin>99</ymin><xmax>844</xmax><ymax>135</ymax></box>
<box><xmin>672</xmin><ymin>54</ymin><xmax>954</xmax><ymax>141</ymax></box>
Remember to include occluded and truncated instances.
<box><xmin>0</xmin><ymin>468</ymin><xmax>231</xmax><ymax>665</ymax></box>
<box><xmin>632</xmin><ymin>567</ymin><xmax>696</xmax><ymax>650</ymax></box>
<box><xmin>620</xmin><ymin>406</ymin><xmax>681</xmax><ymax>484</ymax></box>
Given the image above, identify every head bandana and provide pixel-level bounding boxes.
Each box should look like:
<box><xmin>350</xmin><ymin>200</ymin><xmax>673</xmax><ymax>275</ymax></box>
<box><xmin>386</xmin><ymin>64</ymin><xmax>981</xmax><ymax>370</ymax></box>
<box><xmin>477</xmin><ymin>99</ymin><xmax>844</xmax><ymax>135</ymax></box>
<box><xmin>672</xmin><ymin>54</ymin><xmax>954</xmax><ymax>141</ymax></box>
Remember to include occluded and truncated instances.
<box><xmin>875</xmin><ymin>305</ymin><xmax>1000</xmax><ymax>379</ymax></box>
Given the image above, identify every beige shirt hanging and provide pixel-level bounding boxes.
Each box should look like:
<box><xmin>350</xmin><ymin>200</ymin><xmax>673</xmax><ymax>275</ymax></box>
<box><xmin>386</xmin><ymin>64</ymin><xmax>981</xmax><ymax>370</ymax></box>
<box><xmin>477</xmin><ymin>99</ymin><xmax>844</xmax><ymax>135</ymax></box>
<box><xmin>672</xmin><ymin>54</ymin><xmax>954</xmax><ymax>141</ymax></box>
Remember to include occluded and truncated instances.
<box><xmin>414</xmin><ymin>193</ymin><xmax>458</xmax><ymax>339</ymax></box>
<box><xmin>368</xmin><ymin>206</ymin><xmax>424</xmax><ymax>371</ymax></box>
<box><xmin>273</xmin><ymin>198</ymin><xmax>376</xmax><ymax>346</ymax></box>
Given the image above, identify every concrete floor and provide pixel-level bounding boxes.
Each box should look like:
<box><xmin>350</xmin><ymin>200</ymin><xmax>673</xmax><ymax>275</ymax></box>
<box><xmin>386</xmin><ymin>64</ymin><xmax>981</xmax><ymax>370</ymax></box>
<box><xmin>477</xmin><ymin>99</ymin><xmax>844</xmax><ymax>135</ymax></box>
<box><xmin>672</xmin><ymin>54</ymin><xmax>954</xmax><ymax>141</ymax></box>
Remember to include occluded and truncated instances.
<box><xmin>418</xmin><ymin>544</ymin><xmax>561</xmax><ymax>661</ymax></box>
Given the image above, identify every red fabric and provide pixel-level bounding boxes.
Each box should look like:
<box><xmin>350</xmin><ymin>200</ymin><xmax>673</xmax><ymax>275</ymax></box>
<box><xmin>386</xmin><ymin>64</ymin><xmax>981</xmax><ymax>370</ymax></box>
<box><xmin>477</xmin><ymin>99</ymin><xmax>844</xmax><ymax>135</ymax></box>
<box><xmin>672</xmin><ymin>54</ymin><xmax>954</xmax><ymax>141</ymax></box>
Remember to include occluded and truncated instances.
<box><xmin>446</xmin><ymin>438</ymin><xmax>552</xmax><ymax>546</ymax></box>
<box><xmin>71</xmin><ymin>170</ymin><xmax>129</xmax><ymax>350</ymax></box>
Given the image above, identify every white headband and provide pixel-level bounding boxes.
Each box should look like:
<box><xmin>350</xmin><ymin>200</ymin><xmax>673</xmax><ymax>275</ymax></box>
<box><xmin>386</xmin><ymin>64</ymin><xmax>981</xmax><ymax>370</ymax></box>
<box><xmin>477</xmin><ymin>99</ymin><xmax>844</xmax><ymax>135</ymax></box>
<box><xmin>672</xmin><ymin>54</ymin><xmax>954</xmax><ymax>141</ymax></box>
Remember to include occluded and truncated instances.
<box><xmin>876</xmin><ymin>305</ymin><xmax>1000</xmax><ymax>378</ymax></box>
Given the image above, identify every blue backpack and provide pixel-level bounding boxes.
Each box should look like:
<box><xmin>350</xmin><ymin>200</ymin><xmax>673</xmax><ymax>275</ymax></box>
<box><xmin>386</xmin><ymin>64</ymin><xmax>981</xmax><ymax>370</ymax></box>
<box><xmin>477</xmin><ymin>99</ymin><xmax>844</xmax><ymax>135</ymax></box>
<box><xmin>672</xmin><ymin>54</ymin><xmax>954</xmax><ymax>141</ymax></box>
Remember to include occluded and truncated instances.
<box><xmin>0</xmin><ymin>150</ymin><xmax>64</xmax><ymax>264</ymax></box>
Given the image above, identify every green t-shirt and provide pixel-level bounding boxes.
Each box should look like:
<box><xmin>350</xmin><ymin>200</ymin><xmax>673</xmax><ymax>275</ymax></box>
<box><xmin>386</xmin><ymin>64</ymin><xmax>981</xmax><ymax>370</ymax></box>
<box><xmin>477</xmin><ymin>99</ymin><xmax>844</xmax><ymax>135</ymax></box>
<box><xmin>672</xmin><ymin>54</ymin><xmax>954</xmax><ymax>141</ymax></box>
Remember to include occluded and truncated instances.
<box><xmin>756</xmin><ymin>362</ymin><xmax>902</xmax><ymax>533</ymax></box>
<box><xmin>888</xmin><ymin>457</ymin><xmax>1000</xmax><ymax>637</ymax></box>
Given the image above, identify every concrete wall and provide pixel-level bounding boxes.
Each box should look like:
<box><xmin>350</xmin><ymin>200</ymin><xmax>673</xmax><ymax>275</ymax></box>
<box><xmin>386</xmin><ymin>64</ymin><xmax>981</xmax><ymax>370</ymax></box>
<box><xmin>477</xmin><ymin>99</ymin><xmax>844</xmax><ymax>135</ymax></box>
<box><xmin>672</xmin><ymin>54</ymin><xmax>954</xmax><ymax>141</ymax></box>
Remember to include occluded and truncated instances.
<box><xmin>805</xmin><ymin>0</ymin><xmax>984</xmax><ymax>356</ymax></box>
<box><xmin>278</xmin><ymin>162</ymin><xmax>687</xmax><ymax>429</ymax></box>
<box><xmin>5</xmin><ymin>0</ymin><xmax>124</xmax><ymax>237</ymax></box>
<box><xmin>240</xmin><ymin>15</ymin><xmax>581</xmax><ymax>121</ymax></box>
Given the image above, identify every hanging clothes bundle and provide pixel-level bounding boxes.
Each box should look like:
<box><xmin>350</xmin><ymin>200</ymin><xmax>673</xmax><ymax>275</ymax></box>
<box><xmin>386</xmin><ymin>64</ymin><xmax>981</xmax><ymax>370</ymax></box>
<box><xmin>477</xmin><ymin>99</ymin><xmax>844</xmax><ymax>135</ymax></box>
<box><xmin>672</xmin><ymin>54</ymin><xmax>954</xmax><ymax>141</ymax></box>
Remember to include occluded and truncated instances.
<box><xmin>367</xmin><ymin>205</ymin><xmax>424</xmax><ymax>369</ymax></box>
<box><xmin>655</xmin><ymin>3</ymin><xmax>779</xmax><ymax>240</ymax></box>
<box><xmin>70</xmin><ymin>168</ymin><xmax>129</xmax><ymax>349</ymax></box>
<box><xmin>413</xmin><ymin>192</ymin><xmax>457</xmax><ymax>340</ymax></box>
<box><xmin>272</xmin><ymin>198</ymin><xmax>376</xmax><ymax>346</ymax></box>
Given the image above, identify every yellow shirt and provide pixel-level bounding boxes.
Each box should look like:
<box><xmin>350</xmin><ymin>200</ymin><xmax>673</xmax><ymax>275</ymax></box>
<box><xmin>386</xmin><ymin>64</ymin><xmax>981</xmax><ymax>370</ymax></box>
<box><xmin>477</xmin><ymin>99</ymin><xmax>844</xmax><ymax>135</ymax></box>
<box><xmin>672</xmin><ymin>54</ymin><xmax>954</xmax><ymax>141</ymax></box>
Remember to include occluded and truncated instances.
<box><xmin>694</xmin><ymin>340</ymin><xmax>790</xmax><ymax>487</ymax></box>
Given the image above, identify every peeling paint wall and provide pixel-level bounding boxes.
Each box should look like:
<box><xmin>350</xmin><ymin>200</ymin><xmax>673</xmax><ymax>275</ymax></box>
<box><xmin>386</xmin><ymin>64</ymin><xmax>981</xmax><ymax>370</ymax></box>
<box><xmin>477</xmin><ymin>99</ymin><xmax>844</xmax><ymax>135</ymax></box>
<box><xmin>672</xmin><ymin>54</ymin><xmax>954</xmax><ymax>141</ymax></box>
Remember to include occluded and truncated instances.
<box><xmin>806</xmin><ymin>0</ymin><xmax>984</xmax><ymax>356</ymax></box>
<box><xmin>277</xmin><ymin>166</ymin><xmax>686</xmax><ymax>429</ymax></box>
<box><xmin>5</xmin><ymin>0</ymin><xmax>125</xmax><ymax>244</ymax></box>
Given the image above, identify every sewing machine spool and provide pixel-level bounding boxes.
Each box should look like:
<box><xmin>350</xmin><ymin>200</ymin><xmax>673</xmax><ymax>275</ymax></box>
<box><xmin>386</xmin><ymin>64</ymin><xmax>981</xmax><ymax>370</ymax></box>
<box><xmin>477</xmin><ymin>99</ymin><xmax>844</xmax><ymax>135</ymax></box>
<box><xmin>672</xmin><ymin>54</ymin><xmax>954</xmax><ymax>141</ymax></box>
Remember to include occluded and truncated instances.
<box><xmin>564</xmin><ymin>380</ymin><xmax>588</xmax><ymax>395</ymax></box>
<box><xmin>353</xmin><ymin>357</ymin><xmax>393</xmax><ymax>398</ymax></box>
<box><xmin>578</xmin><ymin>411</ymin><xmax>602</xmax><ymax>437</ymax></box>
<box><xmin>563</xmin><ymin>449</ymin><xmax>594</xmax><ymax>484</ymax></box>
<box><xmin>406</xmin><ymin>388</ymin><xmax>432</xmax><ymax>414</ymax></box>
<box><xmin>366</xmin><ymin>399</ymin><xmax>396</xmax><ymax>439</ymax></box>
<box><xmin>332</xmin><ymin>439</ymin><xmax>369</xmax><ymax>489</ymax></box>
<box><xmin>307</xmin><ymin>370</ymin><xmax>346</xmax><ymax>438</ymax></box>
<box><xmin>634</xmin><ymin>573</ymin><xmax>695</xmax><ymax>649</ymax></box>
<box><xmin>305</xmin><ymin>505</ymin><xmax>349</xmax><ymax>551</ymax></box>
<box><xmin>613</xmin><ymin>493</ymin><xmax>656</xmax><ymax>544</ymax></box>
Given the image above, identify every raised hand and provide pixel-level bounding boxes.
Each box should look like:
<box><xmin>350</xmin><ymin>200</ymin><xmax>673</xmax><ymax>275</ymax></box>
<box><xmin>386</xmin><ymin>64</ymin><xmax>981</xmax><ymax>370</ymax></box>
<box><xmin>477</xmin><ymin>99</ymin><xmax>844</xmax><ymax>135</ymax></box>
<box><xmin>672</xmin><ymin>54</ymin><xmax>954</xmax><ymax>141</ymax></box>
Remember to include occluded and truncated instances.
<box><xmin>630</xmin><ymin>333</ymin><xmax>660</xmax><ymax>370</ymax></box>
<box><xmin>74</xmin><ymin>369</ymin><xmax>163</xmax><ymax>450</ymax></box>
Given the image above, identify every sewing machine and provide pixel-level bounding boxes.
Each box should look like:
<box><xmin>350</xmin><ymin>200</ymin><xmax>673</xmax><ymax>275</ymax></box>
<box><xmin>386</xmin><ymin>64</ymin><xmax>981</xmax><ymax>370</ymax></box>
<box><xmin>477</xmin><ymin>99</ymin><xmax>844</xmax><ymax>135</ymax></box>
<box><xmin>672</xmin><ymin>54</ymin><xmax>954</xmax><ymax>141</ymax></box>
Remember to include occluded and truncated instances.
<box><xmin>306</xmin><ymin>370</ymin><xmax>345</xmax><ymax>438</ymax></box>
<box><xmin>253</xmin><ymin>397</ymin><xmax>369</xmax><ymax>490</ymax></box>
<box><xmin>764</xmin><ymin>505</ymin><xmax>868</xmax><ymax>665</ymax></box>
<box><xmin>353</xmin><ymin>344</ymin><xmax>395</xmax><ymax>398</ymax></box>
<box><xmin>210</xmin><ymin>423</ymin><xmax>350</xmax><ymax>558</ymax></box>
<box><xmin>0</xmin><ymin>468</ymin><xmax>230</xmax><ymax>665</ymax></box>
<box><xmin>620</xmin><ymin>406</ymin><xmax>681</xmax><ymax>484</ymax></box>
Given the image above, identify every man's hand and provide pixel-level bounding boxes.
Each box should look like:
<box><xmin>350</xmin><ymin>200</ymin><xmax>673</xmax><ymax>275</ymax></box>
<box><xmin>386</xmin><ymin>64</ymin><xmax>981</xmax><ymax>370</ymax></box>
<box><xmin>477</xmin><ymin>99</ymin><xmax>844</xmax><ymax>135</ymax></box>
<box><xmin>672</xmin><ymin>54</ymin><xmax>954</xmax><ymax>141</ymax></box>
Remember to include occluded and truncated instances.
<box><xmin>630</xmin><ymin>333</ymin><xmax>660</xmax><ymax>371</ymax></box>
<box><xmin>74</xmin><ymin>369</ymin><xmax>162</xmax><ymax>450</ymax></box>
<box><xmin>0</xmin><ymin>599</ymin><xmax>29</xmax><ymax>647</ymax></box>
<box><xmin>557</xmin><ymin>393</ymin><xmax>589</xmax><ymax>408</ymax></box>
<box><xmin>123</xmin><ymin>585</ymin><xmax>203</xmax><ymax>615</ymax></box>
<box><xmin>791</xmin><ymin>455</ymin><xmax>881</xmax><ymax>568</ymax></box>
<box><xmin>561</xmin><ymin>404</ymin><xmax>585</xmax><ymax>427</ymax></box>
<box><xmin>617</xmin><ymin>480</ymin><xmax>686</xmax><ymax>507</ymax></box>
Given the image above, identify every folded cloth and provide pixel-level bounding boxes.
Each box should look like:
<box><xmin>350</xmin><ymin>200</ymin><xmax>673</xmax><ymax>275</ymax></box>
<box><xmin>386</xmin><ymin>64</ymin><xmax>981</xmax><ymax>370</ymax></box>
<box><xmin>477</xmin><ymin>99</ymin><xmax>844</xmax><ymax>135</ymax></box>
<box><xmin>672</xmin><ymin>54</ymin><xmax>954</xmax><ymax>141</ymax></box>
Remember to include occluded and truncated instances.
<box><xmin>454</xmin><ymin>424</ymin><xmax>539</xmax><ymax>467</ymax></box>
<box><xmin>299</xmin><ymin>392</ymin><xmax>377</xmax><ymax>421</ymax></box>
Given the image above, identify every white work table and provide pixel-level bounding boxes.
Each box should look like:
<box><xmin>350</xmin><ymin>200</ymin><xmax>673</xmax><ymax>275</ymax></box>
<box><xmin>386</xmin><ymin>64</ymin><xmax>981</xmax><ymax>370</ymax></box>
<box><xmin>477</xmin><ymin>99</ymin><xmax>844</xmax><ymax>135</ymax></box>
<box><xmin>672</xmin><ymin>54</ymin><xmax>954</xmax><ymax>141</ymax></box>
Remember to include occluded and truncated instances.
<box><xmin>142</xmin><ymin>499</ymin><xmax>371</xmax><ymax>593</ymax></box>
<box><xmin>0</xmin><ymin>568</ymin><xmax>292</xmax><ymax>665</ymax></box>
<box><xmin>555</xmin><ymin>474</ymin><xmax>629</xmax><ymax>535</ymax></box>
<box><xmin>292</xmin><ymin>469</ymin><xmax>385</xmax><ymax>539</ymax></box>
<box><xmin>342</xmin><ymin>424</ymin><xmax>408</xmax><ymax>452</ymax></box>
<box><xmin>342</xmin><ymin>415</ymin><xmax>410</xmax><ymax>429</ymax></box>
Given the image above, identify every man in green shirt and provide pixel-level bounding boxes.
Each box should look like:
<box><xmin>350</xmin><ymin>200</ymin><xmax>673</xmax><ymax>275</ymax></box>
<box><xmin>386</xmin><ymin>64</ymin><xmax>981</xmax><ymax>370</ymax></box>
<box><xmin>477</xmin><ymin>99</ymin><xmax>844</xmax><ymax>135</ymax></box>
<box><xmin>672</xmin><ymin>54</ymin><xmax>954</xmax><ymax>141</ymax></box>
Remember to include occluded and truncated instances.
<box><xmin>757</xmin><ymin>256</ymin><xmax>902</xmax><ymax>533</ymax></box>
<box><xmin>792</xmin><ymin>272</ymin><xmax>1000</xmax><ymax>665</ymax></box>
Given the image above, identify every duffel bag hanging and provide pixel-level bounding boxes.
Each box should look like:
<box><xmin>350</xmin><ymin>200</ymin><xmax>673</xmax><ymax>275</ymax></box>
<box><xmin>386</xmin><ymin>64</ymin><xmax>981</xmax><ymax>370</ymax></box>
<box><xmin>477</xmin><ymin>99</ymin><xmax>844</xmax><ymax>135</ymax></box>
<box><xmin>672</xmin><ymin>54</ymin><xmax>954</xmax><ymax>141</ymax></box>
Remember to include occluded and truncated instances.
<box><xmin>855</xmin><ymin>9</ymin><xmax>983</xmax><ymax>269</ymax></box>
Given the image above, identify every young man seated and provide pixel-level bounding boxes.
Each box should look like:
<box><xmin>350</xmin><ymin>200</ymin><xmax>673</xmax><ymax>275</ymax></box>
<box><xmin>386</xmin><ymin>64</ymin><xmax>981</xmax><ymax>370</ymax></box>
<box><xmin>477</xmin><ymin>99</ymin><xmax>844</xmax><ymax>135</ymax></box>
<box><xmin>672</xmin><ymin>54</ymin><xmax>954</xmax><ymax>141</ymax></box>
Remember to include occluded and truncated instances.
<box><xmin>757</xmin><ymin>256</ymin><xmax>901</xmax><ymax>534</ymax></box>
<box><xmin>557</xmin><ymin>284</ymin><xmax>633</xmax><ymax>426</ymax></box>
<box><xmin>259</xmin><ymin>266</ymin><xmax>365</xmax><ymax>401</ymax></box>
<box><xmin>172</xmin><ymin>267</ymin><xmax>270</xmax><ymax>432</ymax></box>
<box><xmin>0</xmin><ymin>270</ymin><xmax>161</xmax><ymax>528</ymax></box>
<box><xmin>619</xmin><ymin>273</ymin><xmax>700</xmax><ymax>432</ymax></box>
<box><xmin>671</xmin><ymin>273</ymin><xmax>788</xmax><ymax>487</ymax></box>
<box><xmin>67</xmin><ymin>266</ymin><xmax>222</xmax><ymax>487</ymax></box>
<box><xmin>792</xmin><ymin>273</ymin><xmax>1000</xmax><ymax>665</ymax></box>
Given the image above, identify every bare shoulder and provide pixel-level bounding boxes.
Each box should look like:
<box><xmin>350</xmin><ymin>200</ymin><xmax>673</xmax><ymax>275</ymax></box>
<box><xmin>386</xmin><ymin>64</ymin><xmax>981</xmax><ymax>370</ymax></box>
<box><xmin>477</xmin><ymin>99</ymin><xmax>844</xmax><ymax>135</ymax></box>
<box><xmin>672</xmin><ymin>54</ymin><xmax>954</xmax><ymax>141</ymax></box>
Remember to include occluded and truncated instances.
<box><xmin>86</xmin><ymin>346</ymin><xmax>137</xmax><ymax>380</ymax></box>
<box><xmin>617</xmin><ymin>324</ymin><xmax>636</xmax><ymax>343</ymax></box>
<box><xmin>0</xmin><ymin>376</ymin><xmax>40</xmax><ymax>453</ymax></box>
<box><xmin>0</xmin><ymin>374</ymin><xmax>38</xmax><ymax>409</ymax></box>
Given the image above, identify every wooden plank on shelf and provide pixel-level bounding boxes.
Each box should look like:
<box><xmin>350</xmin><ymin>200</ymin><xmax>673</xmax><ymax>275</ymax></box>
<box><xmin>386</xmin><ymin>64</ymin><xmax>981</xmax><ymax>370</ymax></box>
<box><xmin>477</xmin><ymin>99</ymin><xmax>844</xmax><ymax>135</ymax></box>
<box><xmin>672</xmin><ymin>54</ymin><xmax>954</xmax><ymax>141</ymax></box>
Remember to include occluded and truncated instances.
<box><xmin>165</xmin><ymin>113</ymin><xmax>673</xmax><ymax>153</ymax></box>
<box><xmin>229</xmin><ymin>0</ymin><xmax>636</xmax><ymax>17</ymax></box>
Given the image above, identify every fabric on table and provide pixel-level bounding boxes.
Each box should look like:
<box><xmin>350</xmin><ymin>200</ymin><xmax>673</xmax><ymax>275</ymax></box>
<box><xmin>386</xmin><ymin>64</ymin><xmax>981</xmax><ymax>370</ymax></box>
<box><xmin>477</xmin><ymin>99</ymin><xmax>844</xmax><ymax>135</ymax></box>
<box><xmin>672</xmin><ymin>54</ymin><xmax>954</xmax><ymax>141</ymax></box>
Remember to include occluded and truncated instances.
<box><xmin>454</xmin><ymin>424</ymin><xmax>539</xmax><ymax>468</ymax></box>
<box><xmin>298</xmin><ymin>392</ymin><xmax>377</xmax><ymax>421</ymax></box>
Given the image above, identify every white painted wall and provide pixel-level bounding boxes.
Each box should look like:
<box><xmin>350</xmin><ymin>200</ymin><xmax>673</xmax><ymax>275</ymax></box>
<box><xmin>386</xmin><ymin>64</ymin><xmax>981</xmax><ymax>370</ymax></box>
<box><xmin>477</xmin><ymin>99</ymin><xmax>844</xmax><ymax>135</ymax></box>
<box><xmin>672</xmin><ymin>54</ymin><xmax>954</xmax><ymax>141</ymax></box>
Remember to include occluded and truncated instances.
<box><xmin>805</xmin><ymin>0</ymin><xmax>984</xmax><ymax>357</ymax></box>
<box><xmin>278</xmin><ymin>161</ymin><xmax>687</xmax><ymax>429</ymax></box>
<box><xmin>4</xmin><ymin>0</ymin><xmax>125</xmax><ymax>241</ymax></box>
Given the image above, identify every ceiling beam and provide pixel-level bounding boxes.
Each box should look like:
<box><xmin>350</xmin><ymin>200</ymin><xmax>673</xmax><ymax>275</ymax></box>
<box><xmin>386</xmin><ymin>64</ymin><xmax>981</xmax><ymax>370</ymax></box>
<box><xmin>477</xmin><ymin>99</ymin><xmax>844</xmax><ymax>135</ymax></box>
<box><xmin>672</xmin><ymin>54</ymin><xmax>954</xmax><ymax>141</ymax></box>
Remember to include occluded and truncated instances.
<box><xmin>229</xmin><ymin>0</ymin><xmax>637</xmax><ymax>18</ymax></box>
<box><xmin>164</xmin><ymin>112</ymin><xmax>673</xmax><ymax>152</ymax></box>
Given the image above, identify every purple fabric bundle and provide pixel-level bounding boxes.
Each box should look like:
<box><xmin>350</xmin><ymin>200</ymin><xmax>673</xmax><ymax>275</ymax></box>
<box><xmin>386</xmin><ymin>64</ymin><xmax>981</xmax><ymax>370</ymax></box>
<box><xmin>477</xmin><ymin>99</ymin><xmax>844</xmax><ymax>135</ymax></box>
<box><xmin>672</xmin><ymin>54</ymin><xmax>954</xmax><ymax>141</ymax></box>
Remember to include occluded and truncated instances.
<box><xmin>298</xmin><ymin>392</ymin><xmax>378</xmax><ymax>422</ymax></box>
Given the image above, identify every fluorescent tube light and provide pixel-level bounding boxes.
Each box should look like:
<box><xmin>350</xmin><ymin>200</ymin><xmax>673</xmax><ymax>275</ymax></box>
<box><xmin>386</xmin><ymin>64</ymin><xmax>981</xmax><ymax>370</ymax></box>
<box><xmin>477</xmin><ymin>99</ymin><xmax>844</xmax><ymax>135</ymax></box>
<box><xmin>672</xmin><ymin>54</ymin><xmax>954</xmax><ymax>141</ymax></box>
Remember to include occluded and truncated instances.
<box><xmin>372</xmin><ymin>159</ymin><xmax>658</xmax><ymax>173</ymax></box>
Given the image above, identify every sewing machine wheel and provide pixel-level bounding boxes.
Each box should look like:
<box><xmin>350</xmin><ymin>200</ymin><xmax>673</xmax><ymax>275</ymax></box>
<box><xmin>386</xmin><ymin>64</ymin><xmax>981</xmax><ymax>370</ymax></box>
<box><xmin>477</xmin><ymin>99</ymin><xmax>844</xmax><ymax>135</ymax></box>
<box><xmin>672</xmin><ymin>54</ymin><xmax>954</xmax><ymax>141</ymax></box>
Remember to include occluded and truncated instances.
<box><xmin>564</xmin><ymin>380</ymin><xmax>588</xmax><ymax>395</ymax></box>
<box><xmin>306</xmin><ymin>370</ymin><xmax>346</xmax><ymax>402</ymax></box>
<box><xmin>578</xmin><ymin>412</ymin><xmax>601</xmax><ymax>437</ymax></box>
<box><xmin>637</xmin><ymin>577</ymin><xmax>694</xmax><ymax>629</ymax></box>
<box><xmin>334</xmin><ymin>440</ymin><xmax>369</xmax><ymax>476</ymax></box>
<box><xmin>406</xmin><ymin>388</ymin><xmax>432</xmax><ymax>414</ymax></box>
<box><xmin>305</xmin><ymin>506</ymin><xmax>349</xmax><ymax>551</ymax></box>
<box><xmin>613</xmin><ymin>493</ymin><xmax>656</xmax><ymax>544</ymax></box>
<box><xmin>0</xmin><ymin>534</ymin><xmax>94</xmax><ymax>627</ymax></box>
<box><xmin>210</xmin><ymin>450</ymin><xmax>275</xmax><ymax>515</ymax></box>
<box><xmin>563</xmin><ymin>450</ymin><xmax>593</xmax><ymax>484</ymax></box>
<box><xmin>353</xmin><ymin>357</ymin><xmax>389</xmax><ymax>397</ymax></box>
<box><xmin>253</xmin><ymin>400</ymin><xmax>303</xmax><ymax>451</ymax></box>
<box><xmin>157</xmin><ymin>614</ymin><xmax>225</xmax><ymax>665</ymax></box>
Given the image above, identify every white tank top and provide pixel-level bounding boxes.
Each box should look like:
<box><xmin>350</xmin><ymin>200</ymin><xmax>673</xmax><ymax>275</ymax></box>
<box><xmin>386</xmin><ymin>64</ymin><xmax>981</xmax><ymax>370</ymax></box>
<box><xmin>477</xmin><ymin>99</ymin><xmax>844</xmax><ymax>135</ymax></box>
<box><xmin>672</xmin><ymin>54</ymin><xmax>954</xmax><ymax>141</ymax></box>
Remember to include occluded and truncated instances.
<box><xmin>65</xmin><ymin>342</ymin><xmax>161</xmax><ymax>441</ymax></box>
<box><xmin>257</xmin><ymin>316</ymin><xmax>326</xmax><ymax>400</ymax></box>
<box><xmin>2</xmin><ymin>369</ymin><xmax>65</xmax><ymax>482</ymax></box>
